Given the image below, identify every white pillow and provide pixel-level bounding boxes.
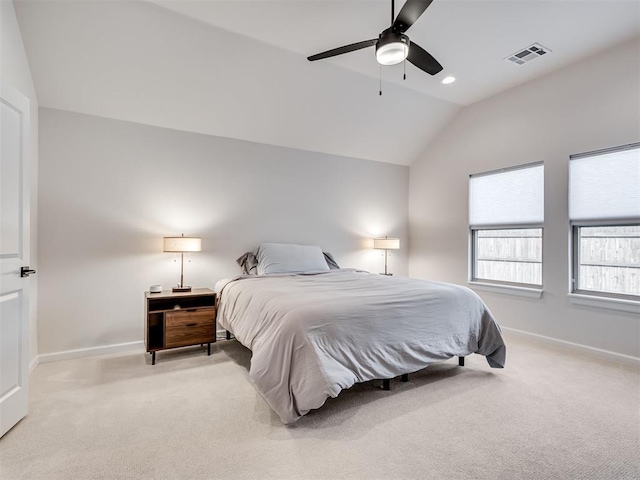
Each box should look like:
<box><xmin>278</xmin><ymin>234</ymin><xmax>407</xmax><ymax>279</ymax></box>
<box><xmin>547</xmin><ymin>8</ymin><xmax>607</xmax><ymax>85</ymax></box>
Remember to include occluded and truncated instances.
<box><xmin>256</xmin><ymin>243</ymin><xmax>330</xmax><ymax>275</ymax></box>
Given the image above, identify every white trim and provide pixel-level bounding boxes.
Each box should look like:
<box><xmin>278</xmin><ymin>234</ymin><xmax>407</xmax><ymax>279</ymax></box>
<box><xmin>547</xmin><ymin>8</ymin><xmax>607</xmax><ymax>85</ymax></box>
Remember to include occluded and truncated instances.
<box><xmin>570</xmin><ymin>141</ymin><xmax>640</xmax><ymax>161</ymax></box>
<box><xmin>38</xmin><ymin>341</ymin><xmax>144</xmax><ymax>364</ymax></box>
<box><xmin>469</xmin><ymin>281</ymin><xmax>543</xmax><ymax>299</ymax></box>
<box><xmin>28</xmin><ymin>356</ymin><xmax>39</xmax><ymax>376</ymax></box>
<box><xmin>502</xmin><ymin>326</ymin><xmax>640</xmax><ymax>367</ymax></box>
<box><xmin>568</xmin><ymin>293</ymin><xmax>640</xmax><ymax>314</ymax></box>
<box><xmin>469</xmin><ymin>160</ymin><xmax>544</xmax><ymax>179</ymax></box>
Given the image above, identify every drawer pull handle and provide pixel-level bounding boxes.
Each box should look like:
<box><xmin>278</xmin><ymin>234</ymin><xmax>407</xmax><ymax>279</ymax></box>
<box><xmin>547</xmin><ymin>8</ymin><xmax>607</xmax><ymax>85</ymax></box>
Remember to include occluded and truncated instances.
<box><xmin>186</xmin><ymin>323</ymin><xmax>197</xmax><ymax>327</ymax></box>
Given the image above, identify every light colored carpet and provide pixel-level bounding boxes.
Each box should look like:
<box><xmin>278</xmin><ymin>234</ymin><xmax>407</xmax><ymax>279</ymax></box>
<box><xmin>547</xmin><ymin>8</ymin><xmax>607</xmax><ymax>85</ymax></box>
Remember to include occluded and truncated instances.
<box><xmin>1</xmin><ymin>333</ymin><xmax>638</xmax><ymax>480</ymax></box>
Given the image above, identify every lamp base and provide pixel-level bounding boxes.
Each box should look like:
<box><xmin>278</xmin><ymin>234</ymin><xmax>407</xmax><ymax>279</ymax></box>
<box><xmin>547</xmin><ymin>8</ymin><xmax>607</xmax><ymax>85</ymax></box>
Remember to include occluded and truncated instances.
<box><xmin>172</xmin><ymin>285</ymin><xmax>192</xmax><ymax>292</ymax></box>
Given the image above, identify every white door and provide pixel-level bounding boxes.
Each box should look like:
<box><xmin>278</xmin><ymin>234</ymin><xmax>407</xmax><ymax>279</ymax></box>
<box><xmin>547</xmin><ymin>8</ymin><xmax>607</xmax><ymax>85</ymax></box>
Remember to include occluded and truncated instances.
<box><xmin>0</xmin><ymin>85</ymin><xmax>31</xmax><ymax>437</ymax></box>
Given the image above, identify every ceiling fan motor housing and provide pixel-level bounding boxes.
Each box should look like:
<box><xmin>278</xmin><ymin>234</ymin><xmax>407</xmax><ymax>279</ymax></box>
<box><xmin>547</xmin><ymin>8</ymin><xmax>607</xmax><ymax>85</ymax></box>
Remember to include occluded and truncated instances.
<box><xmin>376</xmin><ymin>31</ymin><xmax>410</xmax><ymax>65</ymax></box>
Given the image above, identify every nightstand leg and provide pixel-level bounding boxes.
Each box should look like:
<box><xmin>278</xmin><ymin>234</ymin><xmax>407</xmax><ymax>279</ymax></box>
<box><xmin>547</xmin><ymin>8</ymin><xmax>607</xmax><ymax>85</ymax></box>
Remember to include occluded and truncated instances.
<box><xmin>207</xmin><ymin>343</ymin><xmax>211</xmax><ymax>356</ymax></box>
<box><xmin>152</xmin><ymin>351</ymin><xmax>156</xmax><ymax>365</ymax></box>
<box><xmin>458</xmin><ymin>356</ymin><xmax>465</xmax><ymax>367</ymax></box>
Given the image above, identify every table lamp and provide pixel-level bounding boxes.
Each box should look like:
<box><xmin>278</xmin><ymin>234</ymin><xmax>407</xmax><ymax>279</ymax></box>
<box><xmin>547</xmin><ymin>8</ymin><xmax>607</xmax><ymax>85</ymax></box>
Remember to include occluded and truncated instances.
<box><xmin>373</xmin><ymin>236</ymin><xmax>400</xmax><ymax>276</ymax></box>
<box><xmin>163</xmin><ymin>234</ymin><xmax>201</xmax><ymax>292</ymax></box>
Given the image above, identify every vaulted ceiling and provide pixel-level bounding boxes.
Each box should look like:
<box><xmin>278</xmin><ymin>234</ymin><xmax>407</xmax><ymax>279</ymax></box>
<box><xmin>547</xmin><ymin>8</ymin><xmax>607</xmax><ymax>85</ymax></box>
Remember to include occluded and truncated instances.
<box><xmin>15</xmin><ymin>0</ymin><xmax>640</xmax><ymax>165</ymax></box>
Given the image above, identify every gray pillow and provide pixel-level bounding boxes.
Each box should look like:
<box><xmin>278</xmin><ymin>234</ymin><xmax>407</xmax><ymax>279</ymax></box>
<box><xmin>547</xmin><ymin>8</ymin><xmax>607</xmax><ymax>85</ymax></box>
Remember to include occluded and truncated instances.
<box><xmin>236</xmin><ymin>252</ymin><xmax>259</xmax><ymax>275</ymax></box>
<box><xmin>256</xmin><ymin>243</ymin><xmax>330</xmax><ymax>275</ymax></box>
<box><xmin>238</xmin><ymin>250</ymin><xmax>338</xmax><ymax>274</ymax></box>
<box><xmin>323</xmin><ymin>252</ymin><xmax>340</xmax><ymax>269</ymax></box>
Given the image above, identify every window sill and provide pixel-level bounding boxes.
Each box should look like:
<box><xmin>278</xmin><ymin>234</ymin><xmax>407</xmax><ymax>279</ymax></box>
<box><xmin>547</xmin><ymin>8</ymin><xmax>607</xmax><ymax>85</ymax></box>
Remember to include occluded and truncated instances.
<box><xmin>568</xmin><ymin>294</ymin><xmax>640</xmax><ymax>314</ymax></box>
<box><xmin>468</xmin><ymin>281</ymin><xmax>543</xmax><ymax>299</ymax></box>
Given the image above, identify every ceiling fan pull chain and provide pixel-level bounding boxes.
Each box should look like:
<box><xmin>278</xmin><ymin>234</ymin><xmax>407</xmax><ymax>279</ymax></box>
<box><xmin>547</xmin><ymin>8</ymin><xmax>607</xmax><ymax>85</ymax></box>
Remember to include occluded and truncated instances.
<box><xmin>379</xmin><ymin>65</ymin><xmax>383</xmax><ymax>96</ymax></box>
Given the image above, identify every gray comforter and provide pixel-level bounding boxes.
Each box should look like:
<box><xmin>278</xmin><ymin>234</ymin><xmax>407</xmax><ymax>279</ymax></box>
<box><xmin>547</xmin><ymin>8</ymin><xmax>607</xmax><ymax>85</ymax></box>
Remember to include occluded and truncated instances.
<box><xmin>216</xmin><ymin>269</ymin><xmax>506</xmax><ymax>424</ymax></box>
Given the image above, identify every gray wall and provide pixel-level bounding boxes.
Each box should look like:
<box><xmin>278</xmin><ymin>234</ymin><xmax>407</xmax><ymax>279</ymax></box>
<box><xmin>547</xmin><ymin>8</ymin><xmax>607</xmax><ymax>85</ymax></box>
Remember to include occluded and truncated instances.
<box><xmin>409</xmin><ymin>38</ymin><xmax>640</xmax><ymax>358</ymax></box>
<box><xmin>38</xmin><ymin>109</ymin><xmax>409</xmax><ymax>355</ymax></box>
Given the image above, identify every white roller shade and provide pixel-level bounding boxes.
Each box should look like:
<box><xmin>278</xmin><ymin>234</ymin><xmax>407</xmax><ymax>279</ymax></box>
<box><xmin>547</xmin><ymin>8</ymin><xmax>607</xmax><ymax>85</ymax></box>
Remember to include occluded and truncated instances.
<box><xmin>570</xmin><ymin>145</ymin><xmax>640</xmax><ymax>222</ymax></box>
<box><xmin>469</xmin><ymin>163</ymin><xmax>544</xmax><ymax>227</ymax></box>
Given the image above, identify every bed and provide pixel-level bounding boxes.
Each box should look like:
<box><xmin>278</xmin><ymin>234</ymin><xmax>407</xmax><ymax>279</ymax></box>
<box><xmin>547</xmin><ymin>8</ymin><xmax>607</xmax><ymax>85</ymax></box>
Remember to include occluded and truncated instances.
<box><xmin>215</xmin><ymin>244</ymin><xmax>506</xmax><ymax>424</ymax></box>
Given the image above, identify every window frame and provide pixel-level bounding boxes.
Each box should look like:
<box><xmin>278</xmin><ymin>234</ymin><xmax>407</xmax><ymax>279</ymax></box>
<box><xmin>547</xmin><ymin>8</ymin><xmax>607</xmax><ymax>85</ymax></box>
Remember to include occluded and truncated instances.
<box><xmin>570</xmin><ymin>220</ymin><xmax>640</xmax><ymax>301</ymax></box>
<box><xmin>470</xmin><ymin>225</ymin><xmax>544</xmax><ymax>289</ymax></box>
<box><xmin>468</xmin><ymin>161</ymin><xmax>544</xmax><ymax>289</ymax></box>
<box><xmin>569</xmin><ymin>142</ymin><xmax>640</xmax><ymax>302</ymax></box>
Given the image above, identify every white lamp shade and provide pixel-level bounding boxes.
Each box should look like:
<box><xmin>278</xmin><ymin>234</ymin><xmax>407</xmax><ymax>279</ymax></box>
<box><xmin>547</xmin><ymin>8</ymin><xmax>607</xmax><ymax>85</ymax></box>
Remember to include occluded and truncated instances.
<box><xmin>163</xmin><ymin>236</ymin><xmax>202</xmax><ymax>252</ymax></box>
<box><xmin>373</xmin><ymin>238</ymin><xmax>400</xmax><ymax>250</ymax></box>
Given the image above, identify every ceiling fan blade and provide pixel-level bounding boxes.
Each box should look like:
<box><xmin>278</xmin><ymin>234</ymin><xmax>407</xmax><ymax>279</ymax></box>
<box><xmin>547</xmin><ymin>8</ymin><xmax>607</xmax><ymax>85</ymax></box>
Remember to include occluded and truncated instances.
<box><xmin>307</xmin><ymin>39</ymin><xmax>377</xmax><ymax>61</ymax></box>
<box><xmin>392</xmin><ymin>0</ymin><xmax>434</xmax><ymax>33</ymax></box>
<box><xmin>407</xmin><ymin>42</ymin><xmax>443</xmax><ymax>75</ymax></box>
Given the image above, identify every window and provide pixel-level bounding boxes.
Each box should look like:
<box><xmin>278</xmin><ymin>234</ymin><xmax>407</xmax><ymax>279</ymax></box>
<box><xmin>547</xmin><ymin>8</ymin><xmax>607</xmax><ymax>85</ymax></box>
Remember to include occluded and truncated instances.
<box><xmin>570</xmin><ymin>143</ymin><xmax>640</xmax><ymax>300</ymax></box>
<box><xmin>469</xmin><ymin>163</ymin><xmax>544</xmax><ymax>287</ymax></box>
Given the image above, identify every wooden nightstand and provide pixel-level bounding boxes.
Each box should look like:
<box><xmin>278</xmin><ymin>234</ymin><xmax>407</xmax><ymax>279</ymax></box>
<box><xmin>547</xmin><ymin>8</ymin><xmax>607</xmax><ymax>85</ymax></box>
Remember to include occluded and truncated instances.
<box><xmin>144</xmin><ymin>288</ymin><xmax>216</xmax><ymax>365</ymax></box>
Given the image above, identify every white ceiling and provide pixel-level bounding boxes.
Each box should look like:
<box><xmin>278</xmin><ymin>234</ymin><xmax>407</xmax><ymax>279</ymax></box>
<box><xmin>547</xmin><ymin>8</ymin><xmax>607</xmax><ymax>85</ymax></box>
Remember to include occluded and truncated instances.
<box><xmin>150</xmin><ymin>0</ymin><xmax>640</xmax><ymax>105</ymax></box>
<box><xmin>15</xmin><ymin>0</ymin><xmax>640</xmax><ymax>165</ymax></box>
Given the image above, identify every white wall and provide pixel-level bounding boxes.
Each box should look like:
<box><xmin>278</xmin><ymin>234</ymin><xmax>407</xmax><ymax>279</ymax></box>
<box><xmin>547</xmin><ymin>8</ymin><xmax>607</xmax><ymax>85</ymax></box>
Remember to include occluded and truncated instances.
<box><xmin>38</xmin><ymin>109</ymin><xmax>409</xmax><ymax>355</ymax></box>
<box><xmin>409</xmin><ymin>38</ymin><xmax>640</xmax><ymax>358</ymax></box>
<box><xmin>1</xmin><ymin>0</ymin><xmax>39</xmax><ymax>365</ymax></box>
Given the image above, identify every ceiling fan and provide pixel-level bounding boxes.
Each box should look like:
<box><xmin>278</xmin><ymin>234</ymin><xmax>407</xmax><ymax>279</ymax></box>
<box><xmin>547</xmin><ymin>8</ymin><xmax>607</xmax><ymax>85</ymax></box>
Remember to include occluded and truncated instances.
<box><xmin>307</xmin><ymin>0</ymin><xmax>443</xmax><ymax>77</ymax></box>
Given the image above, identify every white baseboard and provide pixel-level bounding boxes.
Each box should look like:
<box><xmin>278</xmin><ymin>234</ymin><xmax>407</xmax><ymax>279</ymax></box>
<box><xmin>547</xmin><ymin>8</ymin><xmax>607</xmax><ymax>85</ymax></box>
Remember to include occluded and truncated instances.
<box><xmin>38</xmin><ymin>341</ymin><xmax>144</xmax><ymax>364</ymax></box>
<box><xmin>502</xmin><ymin>326</ymin><xmax>640</xmax><ymax>367</ymax></box>
<box><xmin>32</xmin><ymin>330</ymin><xmax>639</xmax><ymax>368</ymax></box>
<box><xmin>28</xmin><ymin>356</ymin><xmax>40</xmax><ymax>375</ymax></box>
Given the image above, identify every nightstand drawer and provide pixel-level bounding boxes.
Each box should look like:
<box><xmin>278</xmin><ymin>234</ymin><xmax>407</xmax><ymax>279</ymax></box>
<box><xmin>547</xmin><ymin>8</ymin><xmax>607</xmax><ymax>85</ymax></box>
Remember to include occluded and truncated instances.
<box><xmin>165</xmin><ymin>308</ymin><xmax>215</xmax><ymax>348</ymax></box>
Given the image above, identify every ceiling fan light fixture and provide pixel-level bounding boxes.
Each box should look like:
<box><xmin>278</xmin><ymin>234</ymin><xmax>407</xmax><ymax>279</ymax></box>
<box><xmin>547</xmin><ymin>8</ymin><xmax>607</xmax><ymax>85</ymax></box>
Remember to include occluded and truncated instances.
<box><xmin>375</xmin><ymin>32</ymin><xmax>409</xmax><ymax>66</ymax></box>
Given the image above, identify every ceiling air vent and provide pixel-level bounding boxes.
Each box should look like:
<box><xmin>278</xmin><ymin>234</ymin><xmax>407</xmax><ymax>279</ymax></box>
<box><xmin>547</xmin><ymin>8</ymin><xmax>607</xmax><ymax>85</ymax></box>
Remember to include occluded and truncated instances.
<box><xmin>505</xmin><ymin>43</ymin><xmax>551</xmax><ymax>66</ymax></box>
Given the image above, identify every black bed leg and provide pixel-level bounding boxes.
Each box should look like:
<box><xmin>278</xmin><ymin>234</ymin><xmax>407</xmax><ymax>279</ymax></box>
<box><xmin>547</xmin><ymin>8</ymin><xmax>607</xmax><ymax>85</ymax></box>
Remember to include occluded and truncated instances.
<box><xmin>152</xmin><ymin>351</ymin><xmax>156</xmax><ymax>365</ymax></box>
<box><xmin>382</xmin><ymin>379</ymin><xmax>390</xmax><ymax>391</ymax></box>
<box><xmin>226</xmin><ymin>330</ymin><xmax>231</xmax><ymax>340</ymax></box>
<box><xmin>458</xmin><ymin>356</ymin><xmax>465</xmax><ymax>367</ymax></box>
<box><xmin>401</xmin><ymin>374</ymin><xmax>409</xmax><ymax>382</ymax></box>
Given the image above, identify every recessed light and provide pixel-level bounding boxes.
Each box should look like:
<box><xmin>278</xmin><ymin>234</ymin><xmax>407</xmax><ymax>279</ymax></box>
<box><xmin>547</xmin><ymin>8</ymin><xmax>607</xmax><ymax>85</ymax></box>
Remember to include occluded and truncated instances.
<box><xmin>442</xmin><ymin>76</ymin><xmax>456</xmax><ymax>85</ymax></box>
